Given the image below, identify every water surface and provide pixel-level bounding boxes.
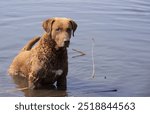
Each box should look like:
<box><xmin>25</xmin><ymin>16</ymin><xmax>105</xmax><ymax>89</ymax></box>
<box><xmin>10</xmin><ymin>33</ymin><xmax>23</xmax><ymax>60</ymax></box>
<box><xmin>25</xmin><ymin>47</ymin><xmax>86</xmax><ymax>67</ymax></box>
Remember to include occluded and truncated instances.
<box><xmin>0</xmin><ymin>0</ymin><xmax>150</xmax><ymax>96</ymax></box>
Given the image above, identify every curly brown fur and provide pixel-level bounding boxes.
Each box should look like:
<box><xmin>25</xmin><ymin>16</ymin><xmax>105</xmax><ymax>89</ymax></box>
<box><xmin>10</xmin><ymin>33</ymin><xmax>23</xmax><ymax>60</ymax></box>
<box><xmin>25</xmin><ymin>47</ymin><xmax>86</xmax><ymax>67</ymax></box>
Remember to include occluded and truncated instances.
<box><xmin>8</xmin><ymin>17</ymin><xmax>77</xmax><ymax>90</ymax></box>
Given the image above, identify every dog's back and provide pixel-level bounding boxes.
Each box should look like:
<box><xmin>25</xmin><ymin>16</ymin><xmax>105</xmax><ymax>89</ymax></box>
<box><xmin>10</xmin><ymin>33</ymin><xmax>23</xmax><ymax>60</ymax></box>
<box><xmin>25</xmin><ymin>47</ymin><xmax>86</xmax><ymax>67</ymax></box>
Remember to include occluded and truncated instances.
<box><xmin>8</xmin><ymin>37</ymin><xmax>40</xmax><ymax>77</ymax></box>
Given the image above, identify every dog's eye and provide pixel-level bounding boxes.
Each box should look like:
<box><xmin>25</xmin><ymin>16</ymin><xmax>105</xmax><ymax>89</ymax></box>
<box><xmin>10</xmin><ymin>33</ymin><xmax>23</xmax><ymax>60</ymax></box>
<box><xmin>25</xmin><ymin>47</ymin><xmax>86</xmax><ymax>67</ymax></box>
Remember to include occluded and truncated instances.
<box><xmin>66</xmin><ymin>28</ymin><xmax>71</xmax><ymax>32</ymax></box>
<box><xmin>56</xmin><ymin>28</ymin><xmax>61</xmax><ymax>32</ymax></box>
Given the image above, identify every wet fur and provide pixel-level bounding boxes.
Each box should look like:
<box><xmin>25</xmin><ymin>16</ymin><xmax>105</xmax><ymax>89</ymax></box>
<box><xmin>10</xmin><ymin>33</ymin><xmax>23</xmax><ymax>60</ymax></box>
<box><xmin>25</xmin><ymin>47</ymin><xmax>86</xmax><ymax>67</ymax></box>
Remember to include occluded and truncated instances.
<box><xmin>8</xmin><ymin>17</ymin><xmax>77</xmax><ymax>90</ymax></box>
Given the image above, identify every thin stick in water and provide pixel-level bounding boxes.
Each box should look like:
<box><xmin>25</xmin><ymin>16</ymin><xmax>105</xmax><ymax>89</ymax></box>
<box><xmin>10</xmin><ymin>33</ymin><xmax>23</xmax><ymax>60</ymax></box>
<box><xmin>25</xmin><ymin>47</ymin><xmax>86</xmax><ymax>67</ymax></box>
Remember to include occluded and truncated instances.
<box><xmin>91</xmin><ymin>38</ymin><xmax>95</xmax><ymax>78</ymax></box>
<box><xmin>72</xmin><ymin>48</ymin><xmax>86</xmax><ymax>58</ymax></box>
<box><xmin>0</xmin><ymin>87</ymin><xmax>28</xmax><ymax>94</ymax></box>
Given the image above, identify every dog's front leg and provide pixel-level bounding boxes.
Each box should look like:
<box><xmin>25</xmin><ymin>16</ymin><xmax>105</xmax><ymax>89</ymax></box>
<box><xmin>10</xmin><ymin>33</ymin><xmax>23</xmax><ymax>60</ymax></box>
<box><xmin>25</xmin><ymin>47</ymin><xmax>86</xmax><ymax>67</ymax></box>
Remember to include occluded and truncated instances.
<box><xmin>28</xmin><ymin>66</ymin><xmax>44</xmax><ymax>89</ymax></box>
<box><xmin>28</xmin><ymin>72</ymin><xmax>41</xmax><ymax>89</ymax></box>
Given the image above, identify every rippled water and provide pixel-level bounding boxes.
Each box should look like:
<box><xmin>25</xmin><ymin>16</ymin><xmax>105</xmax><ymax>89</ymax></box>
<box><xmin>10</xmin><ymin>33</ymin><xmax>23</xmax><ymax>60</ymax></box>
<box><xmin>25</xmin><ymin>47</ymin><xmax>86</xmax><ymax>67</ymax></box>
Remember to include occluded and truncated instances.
<box><xmin>0</xmin><ymin>0</ymin><xmax>150</xmax><ymax>97</ymax></box>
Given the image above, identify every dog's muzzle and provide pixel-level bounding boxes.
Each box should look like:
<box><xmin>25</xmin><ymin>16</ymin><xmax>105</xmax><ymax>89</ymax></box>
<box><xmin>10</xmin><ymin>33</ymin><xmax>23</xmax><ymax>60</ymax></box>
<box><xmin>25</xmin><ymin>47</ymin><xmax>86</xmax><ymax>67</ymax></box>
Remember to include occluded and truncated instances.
<box><xmin>64</xmin><ymin>40</ymin><xmax>70</xmax><ymax>47</ymax></box>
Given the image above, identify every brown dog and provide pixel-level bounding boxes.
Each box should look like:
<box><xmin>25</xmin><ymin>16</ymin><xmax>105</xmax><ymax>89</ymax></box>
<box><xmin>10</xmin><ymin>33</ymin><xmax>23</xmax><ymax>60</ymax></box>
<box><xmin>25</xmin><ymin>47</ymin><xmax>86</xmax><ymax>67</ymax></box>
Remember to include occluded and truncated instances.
<box><xmin>8</xmin><ymin>17</ymin><xmax>77</xmax><ymax>90</ymax></box>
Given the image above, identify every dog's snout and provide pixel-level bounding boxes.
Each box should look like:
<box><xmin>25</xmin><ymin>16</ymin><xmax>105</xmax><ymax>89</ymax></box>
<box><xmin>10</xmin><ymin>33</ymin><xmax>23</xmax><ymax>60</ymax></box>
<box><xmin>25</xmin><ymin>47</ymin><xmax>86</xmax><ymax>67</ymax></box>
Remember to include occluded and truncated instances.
<box><xmin>64</xmin><ymin>40</ymin><xmax>70</xmax><ymax>44</ymax></box>
<box><xmin>64</xmin><ymin>40</ymin><xmax>70</xmax><ymax>47</ymax></box>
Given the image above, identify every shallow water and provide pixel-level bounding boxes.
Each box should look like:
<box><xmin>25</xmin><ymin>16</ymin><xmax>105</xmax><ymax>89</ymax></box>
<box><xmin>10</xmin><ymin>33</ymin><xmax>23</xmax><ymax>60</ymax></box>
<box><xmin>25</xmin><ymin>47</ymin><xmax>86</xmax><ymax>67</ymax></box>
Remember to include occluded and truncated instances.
<box><xmin>0</xmin><ymin>0</ymin><xmax>150</xmax><ymax>97</ymax></box>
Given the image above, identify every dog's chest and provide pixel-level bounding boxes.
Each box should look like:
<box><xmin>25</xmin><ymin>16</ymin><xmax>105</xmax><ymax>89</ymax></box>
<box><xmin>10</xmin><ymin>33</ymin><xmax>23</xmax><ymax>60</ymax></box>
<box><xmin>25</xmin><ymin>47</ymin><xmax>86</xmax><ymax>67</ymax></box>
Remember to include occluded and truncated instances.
<box><xmin>40</xmin><ymin>52</ymin><xmax>67</xmax><ymax>83</ymax></box>
<box><xmin>53</xmin><ymin>54</ymin><xmax>65</xmax><ymax>67</ymax></box>
<box><xmin>43</xmin><ymin>51</ymin><xmax>68</xmax><ymax>73</ymax></box>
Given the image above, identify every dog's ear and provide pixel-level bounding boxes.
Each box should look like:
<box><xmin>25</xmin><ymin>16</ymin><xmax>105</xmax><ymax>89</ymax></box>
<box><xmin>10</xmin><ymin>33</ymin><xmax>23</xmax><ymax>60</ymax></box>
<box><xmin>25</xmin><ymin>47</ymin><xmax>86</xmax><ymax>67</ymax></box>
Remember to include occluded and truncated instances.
<box><xmin>42</xmin><ymin>18</ymin><xmax>55</xmax><ymax>34</ymax></box>
<box><xmin>70</xmin><ymin>20</ymin><xmax>77</xmax><ymax>37</ymax></box>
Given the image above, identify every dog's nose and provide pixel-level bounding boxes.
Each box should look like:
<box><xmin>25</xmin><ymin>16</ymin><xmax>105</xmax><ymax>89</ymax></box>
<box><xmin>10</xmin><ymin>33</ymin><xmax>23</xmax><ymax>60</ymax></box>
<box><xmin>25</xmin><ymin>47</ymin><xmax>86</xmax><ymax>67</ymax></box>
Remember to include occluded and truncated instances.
<box><xmin>64</xmin><ymin>40</ymin><xmax>70</xmax><ymax>47</ymax></box>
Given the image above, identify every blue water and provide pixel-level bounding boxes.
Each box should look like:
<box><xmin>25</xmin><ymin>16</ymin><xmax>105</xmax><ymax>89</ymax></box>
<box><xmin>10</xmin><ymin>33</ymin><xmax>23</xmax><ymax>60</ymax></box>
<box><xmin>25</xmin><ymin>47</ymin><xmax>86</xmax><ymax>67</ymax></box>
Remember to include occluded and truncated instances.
<box><xmin>0</xmin><ymin>0</ymin><xmax>150</xmax><ymax>96</ymax></box>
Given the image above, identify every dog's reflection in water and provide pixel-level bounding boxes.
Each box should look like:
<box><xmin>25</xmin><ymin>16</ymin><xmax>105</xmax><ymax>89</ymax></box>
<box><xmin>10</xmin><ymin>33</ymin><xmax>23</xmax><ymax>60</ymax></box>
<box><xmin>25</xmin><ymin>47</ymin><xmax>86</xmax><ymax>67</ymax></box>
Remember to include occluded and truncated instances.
<box><xmin>12</xmin><ymin>75</ymin><xmax>67</xmax><ymax>97</ymax></box>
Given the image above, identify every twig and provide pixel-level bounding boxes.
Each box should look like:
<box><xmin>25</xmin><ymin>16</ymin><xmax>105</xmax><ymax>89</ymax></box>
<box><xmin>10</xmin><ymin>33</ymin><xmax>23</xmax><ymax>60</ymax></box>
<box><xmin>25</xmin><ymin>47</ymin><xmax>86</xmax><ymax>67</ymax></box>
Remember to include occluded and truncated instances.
<box><xmin>72</xmin><ymin>49</ymin><xmax>86</xmax><ymax>58</ymax></box>
<box><xmin>72</xmin><ymin>49</ymin><xmax>86</xmax><ymax>55</ymax></box>
<box><xmin>15</xmin><ymin>87</ymin><xmax>28</xmax><ymax>91</ymax></box>
<box><xmin>0</xmin><ymin>87</ymin><xmax>28</xmax><ymax>94</ymax></box>
<box><xmin>91</xmin><ymin>38</ymin><xmax>95</xmax><ymax>78</ymax></box>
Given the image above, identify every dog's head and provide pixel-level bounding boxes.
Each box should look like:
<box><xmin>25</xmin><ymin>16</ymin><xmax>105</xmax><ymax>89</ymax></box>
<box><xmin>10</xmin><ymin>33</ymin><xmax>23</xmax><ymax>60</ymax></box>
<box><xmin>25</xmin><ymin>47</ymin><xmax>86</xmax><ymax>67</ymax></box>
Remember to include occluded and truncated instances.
<box><xmin>42</xmin><ymin>17</ymin><xmax>77</xmax><ymax>48</ymax></box>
